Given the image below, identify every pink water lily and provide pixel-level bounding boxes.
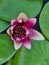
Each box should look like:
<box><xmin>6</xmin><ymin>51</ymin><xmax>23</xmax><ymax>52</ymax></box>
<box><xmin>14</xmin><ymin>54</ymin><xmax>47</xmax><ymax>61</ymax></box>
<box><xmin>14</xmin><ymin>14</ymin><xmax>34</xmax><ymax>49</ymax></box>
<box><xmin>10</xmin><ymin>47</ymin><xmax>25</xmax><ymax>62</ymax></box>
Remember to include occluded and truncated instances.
<box><xmin>7</xmin><ymin>13</ymin><xmax>44</xmax><ymax>50</ymax></box>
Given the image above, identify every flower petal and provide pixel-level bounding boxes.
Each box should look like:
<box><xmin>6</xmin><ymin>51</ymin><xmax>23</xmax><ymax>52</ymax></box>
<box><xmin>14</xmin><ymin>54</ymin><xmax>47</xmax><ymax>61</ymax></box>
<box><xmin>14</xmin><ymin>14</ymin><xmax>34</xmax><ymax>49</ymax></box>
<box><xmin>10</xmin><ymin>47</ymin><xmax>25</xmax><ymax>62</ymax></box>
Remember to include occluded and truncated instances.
<box><xmin>22</xmin><ymin>37</ymin><xmax>31</xmax><ymax>49</ymax></box>
<box><xmin>17</xmin><ymin>12</ymin><xmax>28</xmax><ymax>21</ymax></box>
<box><xmin>11</xmin><ymin>20</ymin><xmax>18</xmax><ymax>26</ymax></box>
<box><xmin>14</xmin><ymin>41</ymin><xmax>22</xmax><ymax>50</ymax></box>
<box><xmin>26</xmin><ymin>18</ymin><xmax>36</xmax><ymax>28</ymax></box>
<box><xmin>18</xmin><ymin>19</ymin><xmax>23</xmax><ymax>23</ymax></box>
<box><xmin>10</xmin><ymin>26</ymin><xmax>15</xmax><ymax>31</ymax></box>
<box><xmin>29</xmin><ymin>29</ymin><xmax>44</xmax><ymax>40</ymax></box>
<box><xmin>22</xmin><ymin>26</ymin><xmax>30</xmax><ymax>35</ymax></box>
<box><xmin>11</xmin><ymin>34</ymin><xmax>16</xmax><ymax>41</ymax></box>
<box><xmin>7</xmin><ymin>27</ymin><xmax>11</xmax><ymax>35</ymax></box>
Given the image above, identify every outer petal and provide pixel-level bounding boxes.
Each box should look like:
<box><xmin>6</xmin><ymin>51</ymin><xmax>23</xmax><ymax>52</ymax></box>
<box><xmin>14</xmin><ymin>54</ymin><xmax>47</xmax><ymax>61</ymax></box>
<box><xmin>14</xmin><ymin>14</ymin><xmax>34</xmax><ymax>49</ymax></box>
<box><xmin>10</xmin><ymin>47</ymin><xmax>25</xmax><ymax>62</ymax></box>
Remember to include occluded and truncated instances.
<box><xmin>29</xmin><ymin>29</ymin><xmax>44</xmax><ymax>40</ymax></box>
<box><xmin>17</xmin><ymin>12</ymin><xmax>28</xmax><ymax>21</ymax></box>
<box><xmin>14</xmin><ymin>41</ymin><xmax>22</xmax><ymax>50</ymax></box>
<box><xmin>26</xmin><ymin>18</ymin><xmax>36</xmax><ymax>28</ymax></box>
<box><xmin>7</xmin><ymin>27</ymin><xmax>11</xmax><ymax>35</ymax></box>
<box><xmin>22</xmin><ymin>37</ymin><xmax>31</xmax><ymax>49</ymax></box>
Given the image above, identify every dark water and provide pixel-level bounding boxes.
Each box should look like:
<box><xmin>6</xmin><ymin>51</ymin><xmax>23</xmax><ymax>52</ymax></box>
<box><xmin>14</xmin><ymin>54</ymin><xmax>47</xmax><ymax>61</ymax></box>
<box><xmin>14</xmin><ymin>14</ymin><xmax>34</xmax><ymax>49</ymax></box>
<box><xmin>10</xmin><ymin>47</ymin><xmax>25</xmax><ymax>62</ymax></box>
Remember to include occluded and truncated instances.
<box><xmin>34</xmin><ymin>0</ymin><xmax>49</xmax><ymax>32</ymax></box>
<box><xmin>2</xmin><ymin>0</ymin><xmax>49</xmax><ymax>65</ymax></box>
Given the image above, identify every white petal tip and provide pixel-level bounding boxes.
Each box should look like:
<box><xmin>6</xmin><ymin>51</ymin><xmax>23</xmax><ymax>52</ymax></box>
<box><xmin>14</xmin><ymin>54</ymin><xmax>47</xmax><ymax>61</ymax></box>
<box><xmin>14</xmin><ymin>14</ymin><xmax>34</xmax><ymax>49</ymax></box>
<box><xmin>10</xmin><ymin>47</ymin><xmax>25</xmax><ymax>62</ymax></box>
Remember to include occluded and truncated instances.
<box><xmin>27</xmin><ymin>47</ymin><xmax>31</xmax><ymax>49</ymax></box>
<box><xmin>33</xmin><ymin>18</ymin><xmax>36</xmax><ymax>21</ymax></box>
<box><xmin>30</xmin><ymin>29</ymin><xmax>45</xmax><ymax>40</ymax></box>
<box><xmin>24</xmin><ymin>44</ymin><xmax>31</xmax><ymax>49</ymax></box>
<box><xmin>17</xmin><ymin>12</ymin><xmax>28</xmax><ymax>20</ymax></box>
<box><xmin>7</xmin><ymin>28</ymin><xmax>11</xmax><ymax>35</ymax></box>
<box><xmin>39</xmin><ymin>35</ymin><xmax>45</xmax><ymax>40</ymax></box>
<box><xmin>35</xmin><ymin>34</ymin><xmax>45</xmax><ymax>40</ymax></box>
<box><xmin>30</xmin><ymin>18</ymin><xmax>36</xmax><ymax>23</ymax></box>
<box><xmin>14</xmin><ymin>41</ymin><xmax>22</xmax><ymax>50</ymax></box>
<box><xmin>14</xmin><ymin>45</ymin><xmax>22</xmax><ymax>50</ymax></box>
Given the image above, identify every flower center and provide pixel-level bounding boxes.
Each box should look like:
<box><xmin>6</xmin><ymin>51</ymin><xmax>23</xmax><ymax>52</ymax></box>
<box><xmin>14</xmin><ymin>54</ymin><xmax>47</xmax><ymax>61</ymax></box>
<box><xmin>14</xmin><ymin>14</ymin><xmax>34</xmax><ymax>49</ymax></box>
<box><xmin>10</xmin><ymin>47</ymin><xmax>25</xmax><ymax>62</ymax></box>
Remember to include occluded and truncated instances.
<box><xmin>15</xmin><ymin>26</ymin><xmax>26</xmax><ymax>38</ymax></box>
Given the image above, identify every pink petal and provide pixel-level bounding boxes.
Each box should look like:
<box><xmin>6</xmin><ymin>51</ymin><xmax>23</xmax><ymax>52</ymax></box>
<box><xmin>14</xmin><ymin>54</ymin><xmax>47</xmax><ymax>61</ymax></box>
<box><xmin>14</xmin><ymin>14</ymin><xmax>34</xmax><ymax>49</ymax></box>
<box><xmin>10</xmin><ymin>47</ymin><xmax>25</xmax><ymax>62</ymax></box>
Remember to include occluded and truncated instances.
<box><xmin>22</xmin><ymin>26</ymin><xmax>30</xmax><ymax>35</ymax></box>
<box><xmin>18</xmin><ymin>19</ymin><xmax>23</xmax><ymax>23</ymax></box>
<box><xmin>16</xmin><ymin>37</ymin><xmax>21</xmax><ymax>41</ymax></box>
<box><xmin>11</xmin><ymin>25</ymin><xmax>15</xmax><ymax>31</ymax></box>
<box><xmin>10</xmin><ymin>25</ymin><xmax>16</xmax><ymax>35</ymax></box>
<box><xmin>26</xmin><ymin>18</ymin><xmax>36</xmax><ymax>28</ymax></box>
<box><xmin>11</xmin><ymin>35</ymin><xmax>15</xmax><ymax>41</ymax></box>
<box><xmin>11</xmin><ymin>35</ymin><xmax>22</xmax><ymax>42</ymax></box>
<box><xmin>22</xmin><ymin>37</ymin><xmax>31</xmax><ymax>49</ymax></box>
<box><xmin>29</xmin><ymin>29</ymin><xmax>44</xmax><ymax>40</ymax></box>
<box><xmin>11</xmin><ymin>20</ymin><xmax>18</xmax><ymax>26</ymax></box>
<box><xmin>14</xmin><ymin>41</ymin><xmax>22</xmax><ymax>50</ymax></box>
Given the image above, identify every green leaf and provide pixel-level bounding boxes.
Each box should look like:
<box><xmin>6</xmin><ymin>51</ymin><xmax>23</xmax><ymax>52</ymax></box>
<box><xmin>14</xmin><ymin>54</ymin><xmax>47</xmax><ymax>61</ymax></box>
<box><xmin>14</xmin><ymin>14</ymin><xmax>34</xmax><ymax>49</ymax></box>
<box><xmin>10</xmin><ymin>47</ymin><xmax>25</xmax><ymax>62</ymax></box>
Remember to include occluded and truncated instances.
<box><xmin>6</xmin><ymin>58</ymin><xmax>13</xmax><ymax>65</ymax></box>
<box><xmin>13</xmin><ymin>40</ymin><xmax>49</xmax><ymax>65</ymax></box>
<box><xmin>0</xmin><ymin>34</ymin><xmax>16</xmax><ymax>64</ymax></box>
<box><xmin>0</xmin><ymin>0</ymin><xmax>43</xmax><ymax>21</ymax></box>
<box><xmin>39</xmin><ymin>2</ymin><xmax>49</xmax><ymax>40</ymax></box>
<box><xmin>39</xmin><ymin>60</ymin><xmax>49</xmax><ymax>65</ymax></box>
<box><xmin>0</xmin><ymin>20</ymin><xmax>10</xmax><ymax>33</ymax></box>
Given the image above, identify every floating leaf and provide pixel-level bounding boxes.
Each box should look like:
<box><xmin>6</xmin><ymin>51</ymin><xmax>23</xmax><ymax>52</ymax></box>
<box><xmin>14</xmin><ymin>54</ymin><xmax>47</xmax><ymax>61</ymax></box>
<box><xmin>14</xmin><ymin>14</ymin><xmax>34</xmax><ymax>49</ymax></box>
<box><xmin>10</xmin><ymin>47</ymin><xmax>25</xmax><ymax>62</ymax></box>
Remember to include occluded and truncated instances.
<box><xmin>39</xmin><ymin>2</ymin><xmax>49</xmax><ymax>40</ymax></box>
<box><xmin>6</xmin><ymin>58</ymin><xmax>13</xmax><ymax>65</ymax></box>
<box><xmin>0</xmin><ymin>34</ymin><xmax>16</xmax><ymax>64</ymax></box>
<box><xmin>0</xmin><ymin>0</ymin><xmax>43</xmax><ymax>21</ymax></box>
<box><xmin>13</xmin><ymin>40</ymin><xmax>49</xmax><ymax>65</ymax></box>
<box><xmin>39</xmin><ymin>60</ymin><xmax>49</xmax><ymax>65</ymax></box>
<box><xmin>0</xmin><ymin>20</ymin><xmax>10</xmax><ymax>33</ymax></box>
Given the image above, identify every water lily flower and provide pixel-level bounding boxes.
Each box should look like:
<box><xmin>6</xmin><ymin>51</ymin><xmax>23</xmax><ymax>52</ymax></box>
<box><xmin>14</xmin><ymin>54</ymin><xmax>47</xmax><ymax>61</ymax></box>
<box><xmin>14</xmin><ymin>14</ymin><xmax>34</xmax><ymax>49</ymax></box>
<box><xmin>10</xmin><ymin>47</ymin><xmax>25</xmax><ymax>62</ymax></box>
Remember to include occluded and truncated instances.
<box><xmin>7</xmin><ymin>13</ymin><xmax>44</xmax><ymax>50</ymax></box>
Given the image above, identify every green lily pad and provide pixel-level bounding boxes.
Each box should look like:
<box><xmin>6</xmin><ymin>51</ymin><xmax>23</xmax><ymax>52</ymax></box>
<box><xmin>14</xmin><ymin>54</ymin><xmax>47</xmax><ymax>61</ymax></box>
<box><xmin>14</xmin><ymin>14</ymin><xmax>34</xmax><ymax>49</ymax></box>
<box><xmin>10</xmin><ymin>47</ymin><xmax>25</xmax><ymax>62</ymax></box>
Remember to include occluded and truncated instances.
<box><xmin>39</xmin><ymin>60</ymin><xmax>49</xmax><ymax>65</ymax></box>
<box><xmin>39</xmin><ymin>2</ymin><xmax>49</xmax><ymax>40</ymax></box>
<box><xmin>0</xmin><ymin>34</ymin><xmax>16</xmax><ymax>64</ymax></box>
<box><xmin>0</xmin><ymin>20</ymin><xmax>10</xmax><ymax>33</ymax></box>
<box><xmin>0</xmin><ymin>0</ymin><xmax>43</xmax><ymax>21</ymax></box>
<box><xmin>13</xmin><ymin>40</ymin><xmax>49</xmax><ymax>65</ymax></box>
<box><xmin>6</xmin><ymin>58</ymin><xmax>13</xmax><ymax>65</ymax></box>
